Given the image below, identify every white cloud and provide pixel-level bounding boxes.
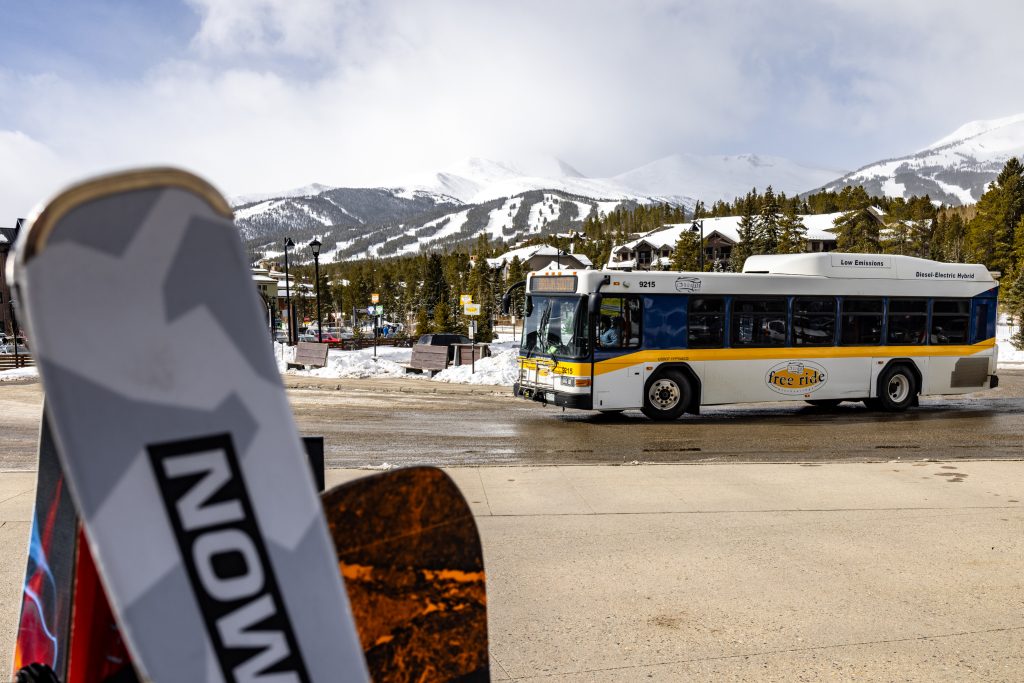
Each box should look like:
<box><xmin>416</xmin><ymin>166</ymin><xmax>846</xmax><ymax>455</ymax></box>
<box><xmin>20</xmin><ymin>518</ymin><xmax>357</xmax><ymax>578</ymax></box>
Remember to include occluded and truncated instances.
<box><xmin>3</xmin><ymin>0</ymin><xmax>1024</xmax><ymax>219</ymax></box>
<box><xmin>0</xmin><ymin>131</ymin><xmax>78</xmax><ymax>220</ymax></box>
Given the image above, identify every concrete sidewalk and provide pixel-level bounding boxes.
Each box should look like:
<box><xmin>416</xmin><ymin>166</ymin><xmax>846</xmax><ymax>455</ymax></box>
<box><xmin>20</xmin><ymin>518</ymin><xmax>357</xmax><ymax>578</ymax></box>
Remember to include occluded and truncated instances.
<box><xmin>1</xmin><ymin>461</ymin><xmax>1022</xmax><ymax>681</ymax></box>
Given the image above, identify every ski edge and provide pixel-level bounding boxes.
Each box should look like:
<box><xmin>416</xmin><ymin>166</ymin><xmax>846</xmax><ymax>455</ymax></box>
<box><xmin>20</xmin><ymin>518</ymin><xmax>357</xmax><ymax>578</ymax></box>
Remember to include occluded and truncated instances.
<box><xmin>17</xmin><ymin>167</ymin><xmax>233</xmax><ymax>263</ymax></box>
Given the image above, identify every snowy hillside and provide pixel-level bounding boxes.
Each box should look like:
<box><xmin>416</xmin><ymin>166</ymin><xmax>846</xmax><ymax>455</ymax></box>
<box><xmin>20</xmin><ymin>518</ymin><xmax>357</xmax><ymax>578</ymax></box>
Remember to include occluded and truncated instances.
<box><xmin>395</xmin><ymin>157</ymin><xmax>688</xmax><ymax>205</ymax></box>
<box><xmin>615</xmin><ymin>153</ymin><xmax>842</xmax><ymax>204</ymax></box>
<box><xmin>817</xmin><ymin>113</ymin><xmax>1024</xmax><ymax>205</ymax></box>
<box><xmin>234</xmin><ymin>151</ymin><xmax>846</xmax><ymax>262</ymax></box>
<box><xmin>238</xmin><ymin>186</ymin><xmax>640</xmax><ymax>263</ymax></box>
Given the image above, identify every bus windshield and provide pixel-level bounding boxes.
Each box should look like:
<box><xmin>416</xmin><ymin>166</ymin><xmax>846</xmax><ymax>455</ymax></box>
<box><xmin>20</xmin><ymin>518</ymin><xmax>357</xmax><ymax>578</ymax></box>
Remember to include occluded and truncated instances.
<box><xmin>521</xmin><ymin>295</ymin><xmax>589</xmax><ymax>359</ymax></box>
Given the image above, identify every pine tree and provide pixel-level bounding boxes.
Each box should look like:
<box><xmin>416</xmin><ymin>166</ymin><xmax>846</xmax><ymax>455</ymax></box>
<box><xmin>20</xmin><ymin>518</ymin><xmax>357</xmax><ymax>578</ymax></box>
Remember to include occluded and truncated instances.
<box><xmin>968</xmin><ymin>157</ymin><xmax>1024</xmax><ymax>274</ymax></box>
<box><xmin>833</xmin><ymin>208</ymin><xmax>881</xmax><ymax>253</ymax></box>
<box><xmin>432</xmin><ymin>298</ymin><xmax>453</xmax><ymax>333</ymax></box>
<box><xmin>669</xmin><ymin>228</ymin><xmax>701</xmax><ymax>271</ymax></box>
<box><xmin>754</xmin><ymin>186</ymin><xmax>781</xmax><ymax>254</ymax></box>
<box><xmin>415</xmin><ymin>303</ymin><xmax>433</xmax><ymax>335</ymax></box>
<box><xmin>731</xmin><ymin>197</ymin><xmax>757</xmax><ymax>271</ymax></box>
<box><xmin>504</xmin><ymin>256</ymin><xmax>526</xmax><ymax>317</ymax></box>
<box><xmin>777</xmin><ymin>203</ymin><xmax>806</xmax><ymax>254</ymax></box>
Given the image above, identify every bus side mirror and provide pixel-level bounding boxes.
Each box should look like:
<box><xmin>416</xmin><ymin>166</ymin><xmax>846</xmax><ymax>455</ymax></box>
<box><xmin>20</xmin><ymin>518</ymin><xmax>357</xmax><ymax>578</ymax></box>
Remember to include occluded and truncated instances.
<box><xmin>500</xmin><ymin>280</ymin><xmax>526</xmax><ymax>315</ymax></box>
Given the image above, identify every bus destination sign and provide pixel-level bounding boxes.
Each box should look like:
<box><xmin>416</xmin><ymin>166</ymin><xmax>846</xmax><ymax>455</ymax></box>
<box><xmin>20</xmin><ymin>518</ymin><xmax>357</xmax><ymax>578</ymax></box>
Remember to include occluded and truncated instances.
<box><xmin>530</xmin><ymin>275</ymin><xmax>578</xmax><ymax>293</ymax></box>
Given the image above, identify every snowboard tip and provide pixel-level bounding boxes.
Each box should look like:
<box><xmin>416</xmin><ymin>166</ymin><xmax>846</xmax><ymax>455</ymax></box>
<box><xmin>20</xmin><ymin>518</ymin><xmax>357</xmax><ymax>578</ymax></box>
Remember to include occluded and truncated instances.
<box><xmin>18</xmin><ymin>167</ymin><xmax>233</xmax><ymax>264</ymax></box>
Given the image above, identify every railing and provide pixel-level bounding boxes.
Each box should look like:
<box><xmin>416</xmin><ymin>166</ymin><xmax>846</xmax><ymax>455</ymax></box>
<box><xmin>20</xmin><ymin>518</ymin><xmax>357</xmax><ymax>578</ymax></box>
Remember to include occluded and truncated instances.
<box><xmin>328</xmin><ymin>337</ymin><xmax>415</xmax><ymax>351</ymax></box>
<box><xmin>0</xmin><ymin>353</ymin><xmax>34</xmax><ymax>370</ymax></box>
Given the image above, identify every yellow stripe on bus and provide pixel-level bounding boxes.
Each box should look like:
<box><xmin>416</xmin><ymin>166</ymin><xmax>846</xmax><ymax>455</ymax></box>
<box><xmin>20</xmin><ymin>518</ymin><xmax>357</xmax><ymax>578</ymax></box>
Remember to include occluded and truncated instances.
<box><xmin>517</xmin><ymin>338</ymin><xmax>995</xmax><ymax>377</ymax></box>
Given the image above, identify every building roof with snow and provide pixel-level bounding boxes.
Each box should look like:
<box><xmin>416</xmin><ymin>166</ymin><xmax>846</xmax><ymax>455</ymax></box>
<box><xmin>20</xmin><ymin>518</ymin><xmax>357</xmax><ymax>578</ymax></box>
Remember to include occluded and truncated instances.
<box><xmin>614</xmin><ymin>211</ymin><xmax>859</xmax><ymax>254</ymax></box>
<box><xmin>487</xmin><ymin>244</ymin><xmax>592</xmax><ymax>270</ymax></box>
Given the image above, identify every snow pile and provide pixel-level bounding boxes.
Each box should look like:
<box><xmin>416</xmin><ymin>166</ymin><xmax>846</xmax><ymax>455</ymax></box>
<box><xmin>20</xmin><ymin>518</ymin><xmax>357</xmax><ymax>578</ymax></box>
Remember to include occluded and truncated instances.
<box><xmin>273</xmin><ymin>343</ymin><xmax>295</xmax><ymax>373</ymax></box>
<box><xmin>0</xmin><ymin>367</ymin><xmax>39</xmax><ymax>382</ymax></box>
<box><xmin>997</xmin><ymin>316</ymin><xmax>1024</xmax><ymax>367</ymax></box>
<box><xmin>286</xmin><ymin>345</ymin><xmax>412</xmax><ymax>379</ymax></box>
<box><xmin>308</xmin><ymin>354</ymin><xmax>409</xmax><ymax>379</ymax></box>
<box><xmin>433</xmin><ymin>346</ymin><xmax>519</xmax><ymax>386</ymax></box>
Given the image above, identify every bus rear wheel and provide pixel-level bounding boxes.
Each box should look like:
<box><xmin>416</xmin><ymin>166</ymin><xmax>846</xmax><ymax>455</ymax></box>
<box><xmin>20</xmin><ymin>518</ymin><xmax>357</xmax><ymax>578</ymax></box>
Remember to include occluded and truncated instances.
<box><xmin>874</xmin><ymin>365</ymin><xmax>917</xmax><ymax>412</ymax></box>
<box><xmin>641</xmin><ymin>370</ymin><xmax>690</xmax><ymax>421</ymax></box>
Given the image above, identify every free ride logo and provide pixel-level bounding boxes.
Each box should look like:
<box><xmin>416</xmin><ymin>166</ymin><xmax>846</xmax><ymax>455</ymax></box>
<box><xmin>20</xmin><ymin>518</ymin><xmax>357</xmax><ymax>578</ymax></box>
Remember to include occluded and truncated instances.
<box><xmin>765</xmin><ymin>360</ymin><xmax>828</xmax><ymax>395</ymax></box>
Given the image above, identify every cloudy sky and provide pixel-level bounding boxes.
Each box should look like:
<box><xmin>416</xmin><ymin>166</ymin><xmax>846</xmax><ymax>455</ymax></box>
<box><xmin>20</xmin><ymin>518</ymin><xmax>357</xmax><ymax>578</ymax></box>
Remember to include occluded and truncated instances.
<box><xmin>2</xmin><ymin>0</ymin><xmax>1024</xmax><ymax>219</ymax></box>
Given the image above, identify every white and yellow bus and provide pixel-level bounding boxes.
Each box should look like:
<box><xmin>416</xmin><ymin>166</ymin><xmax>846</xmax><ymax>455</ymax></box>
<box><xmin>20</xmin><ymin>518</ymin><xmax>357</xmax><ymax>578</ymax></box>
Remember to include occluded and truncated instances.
<box><xmin>511</xmin><ymin>253</ymin><xmax>999</xmax><ymax>420</ymax></box>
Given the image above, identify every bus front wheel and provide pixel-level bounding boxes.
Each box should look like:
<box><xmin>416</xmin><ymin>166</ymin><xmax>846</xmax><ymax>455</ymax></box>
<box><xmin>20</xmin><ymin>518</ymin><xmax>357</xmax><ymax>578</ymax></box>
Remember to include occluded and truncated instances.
<box><xmin>641</xmin><ymin>370</ymin><xmax>690</xmax><ymax>421</ymax></box>
<box><xmin>874</xmin><ymin>365</ymin><xmax>917</xmax><ymax>412</ymax></box>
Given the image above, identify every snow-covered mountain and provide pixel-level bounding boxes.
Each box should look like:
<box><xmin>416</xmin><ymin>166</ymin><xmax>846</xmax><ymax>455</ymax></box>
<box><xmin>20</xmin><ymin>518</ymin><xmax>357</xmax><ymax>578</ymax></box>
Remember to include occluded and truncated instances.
<box><xmin>233</xmin><ymin>152</ymin><xmax>847</xmax><ymax>262</ymax></box>
<box><xmin>394</xmin><ymin>156</ymin><xmax>688</xmax><ymax>205</ymax></box>
<box><xmin>817</xmin><ymin>113</ymin><xmax>1024</xmax><ymax>205</ymax></box>
<box><xmin>614</xmin><ymin>153</ymin><xmax>842</xmax><ymax>204</ymax></box>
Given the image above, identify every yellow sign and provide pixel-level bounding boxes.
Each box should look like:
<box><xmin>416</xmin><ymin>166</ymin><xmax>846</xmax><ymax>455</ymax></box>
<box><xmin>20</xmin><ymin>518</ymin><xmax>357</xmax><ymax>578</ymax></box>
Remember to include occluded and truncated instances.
<box><xmin>371</xmin><ymin>293</ymin><xmax>380</xmax><ymax>303</ymax></box>
<box><xmin>766</xmin><ymin>360</ymin><xmax>828</xmax><ymax>395</ymax></box>
<box><xmin>463</xmin><ymin>303</ymin><xmax>481</xmax><ymax>316</ymax></box>
<box><xmin>460</xmin><ymin>294</ymin><xmax>473</xmax><ymax>305</ymax></box>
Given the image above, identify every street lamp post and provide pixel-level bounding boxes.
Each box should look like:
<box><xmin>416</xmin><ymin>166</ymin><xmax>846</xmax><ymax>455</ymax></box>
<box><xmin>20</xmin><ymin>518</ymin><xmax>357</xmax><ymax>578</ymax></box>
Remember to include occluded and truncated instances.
<box><xmin>309</xmin><ymin>238</ymin><xmax>323</xmax><ymax>342</ymax></box>
<box><xmin>689</xmin><ymin>219</ymin><xmax>705</xmax><ymax>272</ymax></box>
<box><xmin>283</xmin><ymin>237</ymin><xmax>295</xmax><ymax>344</ymax></box>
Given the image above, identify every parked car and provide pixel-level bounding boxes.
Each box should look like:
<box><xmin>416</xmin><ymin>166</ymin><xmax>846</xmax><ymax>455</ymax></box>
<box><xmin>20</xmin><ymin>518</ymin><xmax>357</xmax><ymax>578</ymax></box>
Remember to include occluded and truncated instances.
<box><xmin>297</xmin><ymin>333</ymin><xmax>318</xmax><ymax>343</ymax></box>
<box><xmin>415</xmin><ymin>333</ymin><xmax>474</xmax><ymax>362</ymax></box>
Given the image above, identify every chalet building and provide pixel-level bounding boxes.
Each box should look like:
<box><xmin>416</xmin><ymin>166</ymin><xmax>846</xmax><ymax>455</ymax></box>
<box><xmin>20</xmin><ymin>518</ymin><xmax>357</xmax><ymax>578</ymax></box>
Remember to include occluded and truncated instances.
<box><xmin>607</xmin><ymin>209</ymin><xmax>885</xmax><ymax>271</ymax></box>
<box><xmin>0</xmin><ymin>220</ymin><xmax>23</xmax><ymax>337</ymax></box>
<box><xmin>486</xmin><ymin>244</ymin><xmax>592</xmax><ymax>279</ymax></box>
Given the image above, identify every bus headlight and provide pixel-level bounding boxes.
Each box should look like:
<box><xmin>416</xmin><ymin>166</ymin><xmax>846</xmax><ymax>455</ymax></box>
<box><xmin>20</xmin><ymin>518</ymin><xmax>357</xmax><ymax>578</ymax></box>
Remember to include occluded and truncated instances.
<box><xmin>559</xmin><ymin>376</ymin><xmax>591</xmax><ymax>387</ymax></box>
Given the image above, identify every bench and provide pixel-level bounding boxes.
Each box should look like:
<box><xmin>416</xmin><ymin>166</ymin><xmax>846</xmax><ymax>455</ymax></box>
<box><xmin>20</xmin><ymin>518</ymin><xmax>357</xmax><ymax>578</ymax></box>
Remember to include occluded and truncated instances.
<box><xmin>286</xmin><ymin>341</ymin><xmax>329</xmax><ymax>370</ymax></box>
<box><xmin>404</xmin><ymin>344</ymin><xmax>450</xmax><ymax>376</ymax></box>
<box><xmin>452</xmin><ymin>344</ymin><xmax>490</xmax><ymax>366</ymax></box>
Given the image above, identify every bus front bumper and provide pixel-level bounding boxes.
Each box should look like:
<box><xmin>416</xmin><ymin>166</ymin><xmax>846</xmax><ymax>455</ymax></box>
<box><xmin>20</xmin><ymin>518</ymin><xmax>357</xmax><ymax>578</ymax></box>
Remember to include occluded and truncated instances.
<box><xmin>513</xmin><ymin>382</ymin><xmax>593</xmax><ymax>410</ymax></box>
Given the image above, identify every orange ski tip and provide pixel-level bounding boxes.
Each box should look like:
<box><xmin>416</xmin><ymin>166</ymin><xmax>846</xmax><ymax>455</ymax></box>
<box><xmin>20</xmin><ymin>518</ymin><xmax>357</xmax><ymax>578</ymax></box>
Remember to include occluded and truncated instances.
<box><xmin>21</xmin><ymin>167</ymin><xmax>233</xmax><ymax>262</ymax></box>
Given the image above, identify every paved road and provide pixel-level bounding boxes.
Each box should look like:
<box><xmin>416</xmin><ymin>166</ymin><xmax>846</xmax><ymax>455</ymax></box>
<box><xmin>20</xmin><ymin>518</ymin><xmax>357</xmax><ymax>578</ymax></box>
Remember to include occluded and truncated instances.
<box><xmin>3</xmin><ymin>371</ymin><xmax>1022</xmax><ymax>469</ymax></box>
<box><xmin>2</xmin><ymin>375</ymin><xmax>1022</xmax><ymax>680</ymax></box>
<box><xmin>282</xmin><ymin>372</ymin><xmax>1024</xmax><ymax>467</ymax></box>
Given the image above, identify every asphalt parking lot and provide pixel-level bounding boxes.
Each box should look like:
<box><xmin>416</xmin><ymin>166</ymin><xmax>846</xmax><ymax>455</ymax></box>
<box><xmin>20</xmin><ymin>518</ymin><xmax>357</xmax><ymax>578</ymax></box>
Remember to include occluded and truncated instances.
<box><xmin>1</xmin><ymin>373</ymin><xmax>1022</xmax><ymax>680</ymax></box>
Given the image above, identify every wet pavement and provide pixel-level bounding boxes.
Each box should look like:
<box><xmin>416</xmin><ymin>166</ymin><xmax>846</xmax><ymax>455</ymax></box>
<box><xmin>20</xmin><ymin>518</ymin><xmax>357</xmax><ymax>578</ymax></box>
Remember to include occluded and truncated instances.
<box><xmin>1</xmin><ymin>374</ymin><xmax>1022</xmax><ymax>679</ymax></box>
<box><xmin>2</xmin><ymin>371</ymin><xmax>1022</xmax><ymax>469</ymax></box>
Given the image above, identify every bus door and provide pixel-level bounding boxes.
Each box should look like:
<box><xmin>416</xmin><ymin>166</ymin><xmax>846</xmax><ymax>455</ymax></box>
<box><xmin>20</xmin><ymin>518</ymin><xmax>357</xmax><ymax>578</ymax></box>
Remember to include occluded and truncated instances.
<box><xmin>593</xmin><ymin>295</ymin><xmax>644</xmax><ymax>410</ymax></box>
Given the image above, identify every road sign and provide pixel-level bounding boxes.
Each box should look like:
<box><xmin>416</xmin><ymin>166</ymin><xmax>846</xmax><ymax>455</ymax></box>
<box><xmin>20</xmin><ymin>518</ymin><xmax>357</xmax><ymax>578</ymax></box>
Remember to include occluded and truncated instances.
<box><xmin>463</xmin><ymin>303</ymin><xmax>481</xmax><ymax>316</ymax></box>
<box><xmin>460</xmin><ymin>294</ymin><xmax>473</xmax><ymax>305</ymax></box>
<box><xmin>371</xmin><ymin>293</ymin><xmax>380</xmax><ymax>304</ymax></box>
<box><xmin>367</xmin><ymin>305</ymin><xmax>383</xmax><ymax>315</ymax></box>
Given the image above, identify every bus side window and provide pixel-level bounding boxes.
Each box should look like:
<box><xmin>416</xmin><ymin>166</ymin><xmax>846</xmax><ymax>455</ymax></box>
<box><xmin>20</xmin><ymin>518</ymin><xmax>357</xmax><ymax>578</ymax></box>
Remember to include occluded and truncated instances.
<box><xmin>730</xmin><ymin>297</ymin><xmax>786</xmax><ymax>347</ymax></box>
<box><xmin>688</xmin><ymin>297</ymin><xmax>725</xmax><ymax>348</ymax></box>
<box><xmin>887</xmin><ymin>298</ymin><xmax>927</xmax><ymax>345</ymax></box>
<box><xmin>597</xmin><ymin>296</ymin><xmax>641</xmax><ymax>349</ymax></box>
<box><xmin>839</xmin><ymin>298</ymin><xmax>883</xmax><ymax>345</ymax></box>
<box><xmin>972</xmin><ymin>300</ymin><xmax>994</xmax><ymax>343</ymax></box>
<box><xmin>793</xmin><ymin>297</ymin><xmax>836</xmax><ymax>346</ymax></box>
<box><xmin>931</xmin><ymin>299</ymin><xmax>969</xmax><ymax>344</ymax></box>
